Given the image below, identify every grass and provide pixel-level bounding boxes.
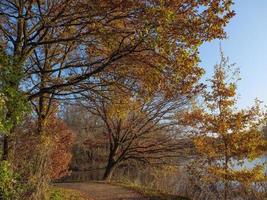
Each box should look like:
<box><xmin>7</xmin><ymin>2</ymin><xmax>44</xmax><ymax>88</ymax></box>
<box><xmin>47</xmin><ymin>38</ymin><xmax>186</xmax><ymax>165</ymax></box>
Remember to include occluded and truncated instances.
<box><xmin>112</xmin><ymin>181</ymin><xmax>190</xmax><ymax>200</ymax></box>
<box><xmin>48</xmin><ymin>186</ymin><xmax>89</xmax><ymax>200</ymax></box>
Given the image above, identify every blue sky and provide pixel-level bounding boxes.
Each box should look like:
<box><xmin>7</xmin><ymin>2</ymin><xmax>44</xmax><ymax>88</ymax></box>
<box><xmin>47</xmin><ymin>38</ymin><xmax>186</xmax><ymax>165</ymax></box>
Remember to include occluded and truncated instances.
<box><xmin>199</xmin><ymin>0</ymin><xmax>267</xmax><ymax>108</ymax></box>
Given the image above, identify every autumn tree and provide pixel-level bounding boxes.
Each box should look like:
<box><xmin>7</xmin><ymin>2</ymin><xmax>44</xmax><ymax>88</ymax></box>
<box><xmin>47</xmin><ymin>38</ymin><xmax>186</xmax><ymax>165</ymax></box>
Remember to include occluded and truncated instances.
<box><xmin>181</xmin><ymin>52</ymin><xmax>267</xmax><ymax>200</ymax></box>
<box><xmin>0</xmin><ymin>0</ymin><xmax>234</xmax><ymax>153</ymax></box>
<box><xmin>79</xmin><ymin>84</ymin><xmax>193</xmax><ymax>180</ymax></box>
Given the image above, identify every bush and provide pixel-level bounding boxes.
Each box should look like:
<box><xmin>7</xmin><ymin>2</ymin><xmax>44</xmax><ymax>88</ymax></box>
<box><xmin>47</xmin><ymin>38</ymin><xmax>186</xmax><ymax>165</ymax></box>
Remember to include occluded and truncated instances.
<box><xmin>48</xmin><ymin>187</ymin><xmax>85</xmax><ymax>200</ymax></box>
<box><xmin>13</xmin><ymin>117</ymin><xmax>75</xmax><ymax>181</ymax></box>
<box><xmin>49</xmin><ymin>189</ymin><xmax>64</xmax><ymax>200</ymax></box>
<box><xmin>0</xmin><ymin>161</ymin><xmax>20</xmax><ymax>199</ymax></box>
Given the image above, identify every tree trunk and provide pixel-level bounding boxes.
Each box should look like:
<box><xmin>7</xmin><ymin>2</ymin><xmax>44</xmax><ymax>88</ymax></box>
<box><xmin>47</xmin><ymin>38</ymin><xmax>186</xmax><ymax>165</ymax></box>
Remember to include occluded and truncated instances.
<box><xmin>1</xmin><ymin>112</ymin><xmax>16</xmax><ymax>161</ymax></box>
<box><xmin>224</xmin><ymin>146</ymin><xmax>229</xmax><ymax>200</ymax></box>
<box><xmin>1</xmin><ymin>131</ymin><xmax>16</xmax><ymax>161</ymax></box>
<box><xmin>102</xmin><ymin>161</ymin><xmax>116</xmax><ymax>181</ymax></box>
<box><xmin>2</xmin><ymin>135</ymin><xmax>9</xmax><ymax>160</ymax></box>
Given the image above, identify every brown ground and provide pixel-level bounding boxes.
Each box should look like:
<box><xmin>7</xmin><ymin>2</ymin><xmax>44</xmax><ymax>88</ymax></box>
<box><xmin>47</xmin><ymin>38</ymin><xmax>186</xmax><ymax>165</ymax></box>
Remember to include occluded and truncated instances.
<box><xmin>56</xmin><ymin>182</ymin><xmax>149</xmax><ymax>200</ymax></box>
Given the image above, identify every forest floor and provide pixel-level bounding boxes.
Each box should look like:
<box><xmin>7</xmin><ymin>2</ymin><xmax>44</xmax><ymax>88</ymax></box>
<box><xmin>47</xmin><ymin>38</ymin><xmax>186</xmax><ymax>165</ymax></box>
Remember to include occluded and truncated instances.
<box><xmin>55</xmin><ymin>182</ymin><xmax>149</xmax><ymax>200</ymax></box>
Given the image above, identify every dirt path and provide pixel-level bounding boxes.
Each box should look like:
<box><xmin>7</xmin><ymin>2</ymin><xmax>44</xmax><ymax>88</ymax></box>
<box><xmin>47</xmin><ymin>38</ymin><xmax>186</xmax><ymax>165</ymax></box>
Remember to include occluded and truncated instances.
<box><xmin>56</xmin><ymin>182</ymin><xmax>149</xmax><ymax>200</ymax></box>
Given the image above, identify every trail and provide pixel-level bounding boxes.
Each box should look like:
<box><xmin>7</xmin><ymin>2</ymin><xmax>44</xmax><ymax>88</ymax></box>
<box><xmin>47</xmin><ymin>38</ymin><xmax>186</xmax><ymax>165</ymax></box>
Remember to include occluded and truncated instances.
<box><xmin>56</xmin><ymin>182</ymin><xmax>148</xmax><ymax>200</ymax></box>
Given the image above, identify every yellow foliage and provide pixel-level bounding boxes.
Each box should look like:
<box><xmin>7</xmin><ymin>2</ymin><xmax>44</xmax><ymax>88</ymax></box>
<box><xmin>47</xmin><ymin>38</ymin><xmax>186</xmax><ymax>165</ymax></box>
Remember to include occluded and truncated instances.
<box><xmin>182</xmin><ymin>52</ymin><xmax>267</xmax><ymax>195</ymax></box>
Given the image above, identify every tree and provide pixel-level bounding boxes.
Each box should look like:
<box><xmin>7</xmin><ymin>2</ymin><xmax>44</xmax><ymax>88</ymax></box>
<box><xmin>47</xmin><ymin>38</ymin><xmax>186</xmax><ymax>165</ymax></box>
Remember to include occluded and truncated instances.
<box><xmin>181</xmin><ymin>52</ymin><xmax>267</xmax><ymax>200</ymax></box>
<box><xmin>80</xmin><ymin>86</ymin><xmax>191</xmax><ymax>180</ymax></box>
<box><xmin>3</xmin><ymin>0</ymin><xmax>234</xmax><ymax>140</ymax></box>
<box><xmin>0</xmin><ymin>0</ymin><xmax>235</xmax><ymax>142</ymax></box>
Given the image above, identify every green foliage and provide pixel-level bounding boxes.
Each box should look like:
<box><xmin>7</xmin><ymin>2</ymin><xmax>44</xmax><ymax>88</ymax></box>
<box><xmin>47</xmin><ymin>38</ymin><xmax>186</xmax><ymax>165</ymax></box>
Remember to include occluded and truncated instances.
<box><xmin>48</xmin><ymin>187</ymin><xmax>86</xmax><ymax>200</ymax></box>
<box><xmin>0</xmin><ymin>161</ymin><xmax>20</xmax><ymax>199</ymax></box>
<box><xmin>0</xmin><ymin>94</ymin><xmax>6</xmax><ymax>132</ymax></box>
<box><xmin>0</xmin><ymin>47</ymin><xmax>30</xmax><ymax>200</ymax></box>
<box><xmin>49</xmin><ymin>189</ymin><xmax>64</xmax><ymax>200</ymax></box>
<box><xmin>0</xmin><ymin>48</ymin><xmax>30</xmax><ymax>135</ymax></box>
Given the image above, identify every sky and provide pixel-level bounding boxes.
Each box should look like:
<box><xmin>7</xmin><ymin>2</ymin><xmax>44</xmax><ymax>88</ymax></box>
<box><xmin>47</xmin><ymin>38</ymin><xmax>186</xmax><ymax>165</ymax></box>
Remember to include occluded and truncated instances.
<box><xmin>199</xmin><ymin>0</ymin><xmax>267</xmax><ymax>109</ymax></box>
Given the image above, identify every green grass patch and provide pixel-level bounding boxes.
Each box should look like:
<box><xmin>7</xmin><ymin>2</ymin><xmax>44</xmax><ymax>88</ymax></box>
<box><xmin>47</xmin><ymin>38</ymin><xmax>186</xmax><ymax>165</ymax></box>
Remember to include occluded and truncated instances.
<box><xmin>48</xmin><ymin>187</ymin><xmax>87</xmax><ymax>200</ymax></box>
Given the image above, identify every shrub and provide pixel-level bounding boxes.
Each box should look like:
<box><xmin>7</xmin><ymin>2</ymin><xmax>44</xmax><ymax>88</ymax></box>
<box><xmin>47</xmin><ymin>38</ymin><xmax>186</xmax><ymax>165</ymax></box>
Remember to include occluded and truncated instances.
<box><xmin>0</xmin><ymin>161</ymin><xmax>20</xmax><ymax>199</ymax></box>
<box><xmin>49</xmin><ymin>189</ymin><xmax>64</xmax><ymax>200</ymax></box>
<box><xmin>48</xmin><ymin>187</ymin><xmax>85</xmax><ymax>200</ymax></box>
<box><xmin>13</xmin><ymin>117</ymin><xmax>75</xmax><ymax>181</ymax></box>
